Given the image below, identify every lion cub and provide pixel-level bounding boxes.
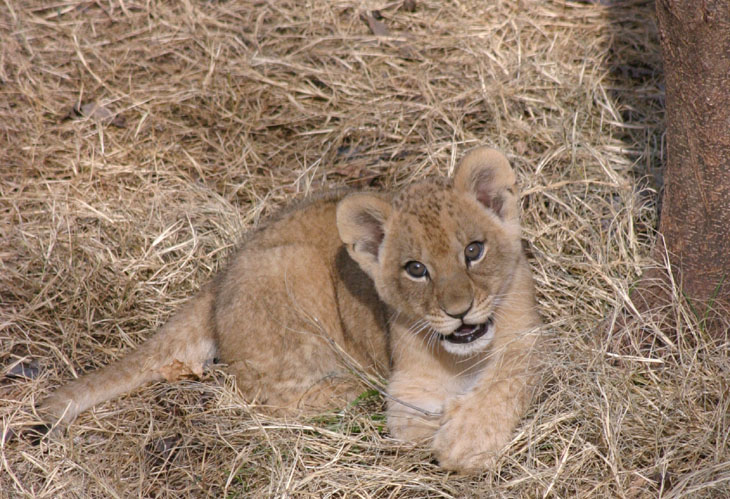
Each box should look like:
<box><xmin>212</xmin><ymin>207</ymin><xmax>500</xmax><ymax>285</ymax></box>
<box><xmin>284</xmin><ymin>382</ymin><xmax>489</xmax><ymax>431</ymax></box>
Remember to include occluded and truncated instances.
<box><xmin>40</xmin><ymin>147</ymin><xmax>541</xmax><ymax>472</ymax></box>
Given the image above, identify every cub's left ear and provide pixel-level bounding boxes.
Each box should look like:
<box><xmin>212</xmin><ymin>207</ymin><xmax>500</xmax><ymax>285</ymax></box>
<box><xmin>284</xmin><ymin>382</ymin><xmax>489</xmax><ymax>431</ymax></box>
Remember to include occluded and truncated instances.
<box><xmin>453</xmin><ymin>147</ymin><xmax>519</xmax><ymax>222</ymax></box>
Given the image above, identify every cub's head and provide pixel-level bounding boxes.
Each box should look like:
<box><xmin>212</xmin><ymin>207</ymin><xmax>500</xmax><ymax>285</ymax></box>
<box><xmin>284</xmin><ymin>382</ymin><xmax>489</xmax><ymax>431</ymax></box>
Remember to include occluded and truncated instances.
<box><xmin>337</xmin><ymin>147</ymin><xmax>524</xmax><ymax>356</ymax></box>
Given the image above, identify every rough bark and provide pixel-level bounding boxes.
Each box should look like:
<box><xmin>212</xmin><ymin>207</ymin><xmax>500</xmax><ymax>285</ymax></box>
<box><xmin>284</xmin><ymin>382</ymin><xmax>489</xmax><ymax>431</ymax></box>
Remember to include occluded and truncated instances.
<box><xmin>647</xmin><ymin>0</ymin><xmax>730</xmax><ymax>330</ymax></box>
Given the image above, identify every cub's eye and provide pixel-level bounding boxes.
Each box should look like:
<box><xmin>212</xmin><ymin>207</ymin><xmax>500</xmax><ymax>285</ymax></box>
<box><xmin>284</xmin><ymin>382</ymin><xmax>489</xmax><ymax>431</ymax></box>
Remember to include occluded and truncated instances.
<box><xmin>464</xmin><ymin>241</ymin><xmax>484</xmax><ymax>263</ymax></box>
<box><xmin>404</xmin><ymin>261</ymin><xmax>428</xmax><ymax>279</ymax></box>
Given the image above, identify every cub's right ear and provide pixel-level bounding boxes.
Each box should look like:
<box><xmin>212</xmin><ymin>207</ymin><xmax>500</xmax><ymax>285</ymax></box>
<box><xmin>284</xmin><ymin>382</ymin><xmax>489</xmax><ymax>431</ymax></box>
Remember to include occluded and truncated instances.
<box><xmin>336</xmin><ymin>193</ymin><xmax>392</xmax><ymax>278</ymax></box>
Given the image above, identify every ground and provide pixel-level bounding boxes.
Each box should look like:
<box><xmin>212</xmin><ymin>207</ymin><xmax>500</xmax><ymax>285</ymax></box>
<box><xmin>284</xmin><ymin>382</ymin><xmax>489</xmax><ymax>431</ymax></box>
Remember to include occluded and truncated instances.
<box><xmin>1</xmin><ymin>0</ymin><xmax>728</xmax><ymax>497</ymax></box>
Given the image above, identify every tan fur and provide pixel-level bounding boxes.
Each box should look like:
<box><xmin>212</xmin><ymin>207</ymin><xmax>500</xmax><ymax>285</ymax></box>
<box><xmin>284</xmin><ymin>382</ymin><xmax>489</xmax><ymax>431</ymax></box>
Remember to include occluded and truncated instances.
<box><xmin>40</xmin><ymin>147</ymin><xmax>541</xmax><ymax>472</ymax></box>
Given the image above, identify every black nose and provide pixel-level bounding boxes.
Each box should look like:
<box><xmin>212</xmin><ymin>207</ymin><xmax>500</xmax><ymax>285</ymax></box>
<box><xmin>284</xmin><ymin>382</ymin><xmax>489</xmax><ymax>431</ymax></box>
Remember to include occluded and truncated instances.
<box><xmin>443</xmin><ymin>302</ymin><xmax>473</xmax><ymax>320</ymax></box>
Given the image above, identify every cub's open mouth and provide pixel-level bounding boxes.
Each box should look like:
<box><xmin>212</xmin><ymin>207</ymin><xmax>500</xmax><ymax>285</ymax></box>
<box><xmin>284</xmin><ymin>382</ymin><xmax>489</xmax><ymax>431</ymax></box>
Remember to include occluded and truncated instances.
<box><xmin>441</xmin><ymin>318</ymin><xmax>493</xmax><ymax>344</ymax></box>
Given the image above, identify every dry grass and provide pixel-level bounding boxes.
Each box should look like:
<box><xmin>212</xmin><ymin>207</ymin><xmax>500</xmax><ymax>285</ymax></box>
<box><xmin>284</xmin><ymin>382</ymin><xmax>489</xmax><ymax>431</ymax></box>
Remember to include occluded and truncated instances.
<box><xmin>1</xmin><ymin>0</ymin><xmax>728</xmax><ymax>497</ymax></box>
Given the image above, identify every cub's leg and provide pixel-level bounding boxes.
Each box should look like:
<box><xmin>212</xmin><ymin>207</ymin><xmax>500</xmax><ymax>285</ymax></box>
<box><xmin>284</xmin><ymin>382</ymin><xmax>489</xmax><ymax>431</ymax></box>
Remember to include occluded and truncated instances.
<box><xmin>385</xmin><ymin>323</ymin><xmax>459</xmax><ymax>442</ymax></box>
<box><xmin>387</xmin><ymin>317</ymin><xmax>539</xmax><ymax>472</ymax></box>
<box><xmin>430</xmin><ymin>328</ymin><xmax>539</xmax><ymax>472</ymax></box>
<box><xmin>39</xmin><ymin>285</ymin><xmax>217</xmax><ymax>426</ymax></box>
<box><xmin>214</xmin><ymin>245</ymin><xmax>371</xmax><ymax>412</ymax></box>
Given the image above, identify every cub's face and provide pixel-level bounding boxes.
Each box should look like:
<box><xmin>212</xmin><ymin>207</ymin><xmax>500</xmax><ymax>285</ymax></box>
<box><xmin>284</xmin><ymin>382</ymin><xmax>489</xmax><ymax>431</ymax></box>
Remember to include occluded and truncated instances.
<box><xmin>337</xmin><ymin>147</ymin><xmax>523</xmax><ymax>356</ymax></box>
<box><xmin>375</xmin><ymin>182</ymin><xmax>522</xmax><ymax>355</ymax></box>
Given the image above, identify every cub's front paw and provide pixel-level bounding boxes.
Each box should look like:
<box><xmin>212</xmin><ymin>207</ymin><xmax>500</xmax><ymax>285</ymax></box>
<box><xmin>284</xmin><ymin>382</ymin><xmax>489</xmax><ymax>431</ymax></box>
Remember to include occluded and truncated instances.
<box><xmin>431</xmin><ymin>397</ymin><xmax>510</xmax><ymax>472</ymax></box>
<box><xmin>387</xmin><ymin>405</ymin><xmax>440</xmax><ymax>444</ymax></box>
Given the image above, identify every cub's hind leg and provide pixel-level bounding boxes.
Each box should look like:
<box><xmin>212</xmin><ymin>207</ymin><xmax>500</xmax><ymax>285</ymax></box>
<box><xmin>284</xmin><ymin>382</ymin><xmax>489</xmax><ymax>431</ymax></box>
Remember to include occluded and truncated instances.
<box><xmin>214</xmin><ymin>245</ymin><xmax>374</xmax><ymax>412</ymax></box>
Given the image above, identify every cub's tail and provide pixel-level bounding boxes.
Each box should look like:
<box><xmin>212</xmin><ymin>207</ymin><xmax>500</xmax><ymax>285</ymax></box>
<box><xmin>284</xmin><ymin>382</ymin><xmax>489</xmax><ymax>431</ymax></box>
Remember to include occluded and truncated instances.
<box><xmin>38</xmin><ymin>285</ymin><xmax>217</xmax><ymax>427</ymax></box>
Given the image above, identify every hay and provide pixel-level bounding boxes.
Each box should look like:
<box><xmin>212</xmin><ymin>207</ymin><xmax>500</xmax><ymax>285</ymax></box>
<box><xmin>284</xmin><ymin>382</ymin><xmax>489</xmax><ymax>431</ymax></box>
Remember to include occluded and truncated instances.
<box><xmin>1</xmin><ymin>0</ymin><xmax>728</xmax><ymax>496</ymax></box>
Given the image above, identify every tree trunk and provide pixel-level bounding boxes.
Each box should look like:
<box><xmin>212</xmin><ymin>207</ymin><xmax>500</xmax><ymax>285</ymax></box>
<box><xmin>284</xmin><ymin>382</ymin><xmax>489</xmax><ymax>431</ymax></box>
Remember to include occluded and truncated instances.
<box><xmin>651</xmin><ymin>0</ymin><xmax>730</xmax><ymax>330</ymax></box>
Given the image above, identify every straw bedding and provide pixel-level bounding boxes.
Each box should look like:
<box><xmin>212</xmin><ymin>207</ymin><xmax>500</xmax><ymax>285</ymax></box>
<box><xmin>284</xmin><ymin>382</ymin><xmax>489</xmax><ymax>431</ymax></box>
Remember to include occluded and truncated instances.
<box><xmin>1</xmin><ymin>0</ymin><xmax>728</xmax><ymax>496</ymax></box>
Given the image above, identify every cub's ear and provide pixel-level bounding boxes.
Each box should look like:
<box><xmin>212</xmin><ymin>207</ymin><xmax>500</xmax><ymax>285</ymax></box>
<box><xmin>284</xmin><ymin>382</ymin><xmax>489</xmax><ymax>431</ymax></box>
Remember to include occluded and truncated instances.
<box><xmin>336</xmin><ymin>193</ymin><xmax>392</xmax><ymax>277</ymax></box>
<box><xmin>453</xmin><ymin>147</ymin><xmax>519</xmax><ymax>222</ymax></box>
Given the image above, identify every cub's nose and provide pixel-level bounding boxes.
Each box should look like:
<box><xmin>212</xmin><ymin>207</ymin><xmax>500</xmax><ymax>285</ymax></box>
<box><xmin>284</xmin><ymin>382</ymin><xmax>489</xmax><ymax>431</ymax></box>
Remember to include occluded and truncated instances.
<box><xmin>443</xmin><ymin>301</ymin><xmax>473</xmax><ymax>320</ymax></box>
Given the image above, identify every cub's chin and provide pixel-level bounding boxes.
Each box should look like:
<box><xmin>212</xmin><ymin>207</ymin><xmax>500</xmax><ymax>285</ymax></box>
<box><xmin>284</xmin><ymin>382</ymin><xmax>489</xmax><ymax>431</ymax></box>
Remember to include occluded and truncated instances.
<box><xmin>438</xmin><ymin>318</ymin><xmax>495</xmax><ymax>356</ymax></box>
